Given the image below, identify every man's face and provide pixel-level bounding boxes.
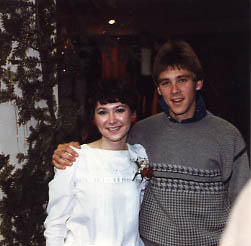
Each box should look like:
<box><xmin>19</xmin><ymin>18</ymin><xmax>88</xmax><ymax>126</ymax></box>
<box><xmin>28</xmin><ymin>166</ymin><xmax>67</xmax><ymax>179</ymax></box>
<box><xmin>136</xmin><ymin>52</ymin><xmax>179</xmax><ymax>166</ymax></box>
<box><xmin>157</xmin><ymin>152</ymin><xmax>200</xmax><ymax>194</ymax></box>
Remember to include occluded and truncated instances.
<box><xmin>157</xmin><ymin>68</ymin><xmax>203</xmax><ymax>122</ymax></box>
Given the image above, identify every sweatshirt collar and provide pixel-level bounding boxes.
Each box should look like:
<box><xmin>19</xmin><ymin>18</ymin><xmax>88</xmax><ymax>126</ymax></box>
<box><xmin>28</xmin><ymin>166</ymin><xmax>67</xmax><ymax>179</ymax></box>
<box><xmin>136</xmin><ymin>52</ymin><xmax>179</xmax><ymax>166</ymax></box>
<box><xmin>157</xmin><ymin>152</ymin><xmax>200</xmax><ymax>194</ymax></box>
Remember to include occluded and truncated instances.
<box><xmin>158</xmin><ymin>94</ymin><xmax>207</xmax><ymax>123</ymax></box>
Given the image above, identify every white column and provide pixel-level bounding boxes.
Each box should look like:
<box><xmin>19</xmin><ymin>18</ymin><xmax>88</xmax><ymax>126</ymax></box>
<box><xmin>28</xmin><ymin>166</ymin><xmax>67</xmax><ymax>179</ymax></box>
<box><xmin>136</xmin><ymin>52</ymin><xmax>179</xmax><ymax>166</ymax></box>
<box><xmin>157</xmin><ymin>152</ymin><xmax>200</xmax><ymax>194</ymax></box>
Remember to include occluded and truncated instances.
<box><xmin>0</xmin><ymin>0</ymin><xmax>58</xmax><ymax>165</ymax></box>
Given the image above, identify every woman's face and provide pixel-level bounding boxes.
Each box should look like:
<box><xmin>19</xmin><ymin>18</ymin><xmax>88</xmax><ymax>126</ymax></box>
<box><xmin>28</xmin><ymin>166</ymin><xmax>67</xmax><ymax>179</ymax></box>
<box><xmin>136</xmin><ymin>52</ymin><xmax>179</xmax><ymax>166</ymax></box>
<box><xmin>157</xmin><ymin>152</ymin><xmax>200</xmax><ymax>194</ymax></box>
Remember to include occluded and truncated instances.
<box><xmin>94</xmin><ymin>101</ymin><xmax>133</xmax><ymax>148</ymax></box>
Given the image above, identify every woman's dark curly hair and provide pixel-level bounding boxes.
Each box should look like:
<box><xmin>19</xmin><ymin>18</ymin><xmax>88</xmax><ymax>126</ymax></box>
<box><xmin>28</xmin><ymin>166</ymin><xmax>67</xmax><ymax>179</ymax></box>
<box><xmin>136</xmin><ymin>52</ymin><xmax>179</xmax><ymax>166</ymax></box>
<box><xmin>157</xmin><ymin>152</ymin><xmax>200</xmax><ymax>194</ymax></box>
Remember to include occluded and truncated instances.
<box><xmin>87</xmin><ymin>78</ymin><xmax>140</xmax><ymax>120</ymax></box>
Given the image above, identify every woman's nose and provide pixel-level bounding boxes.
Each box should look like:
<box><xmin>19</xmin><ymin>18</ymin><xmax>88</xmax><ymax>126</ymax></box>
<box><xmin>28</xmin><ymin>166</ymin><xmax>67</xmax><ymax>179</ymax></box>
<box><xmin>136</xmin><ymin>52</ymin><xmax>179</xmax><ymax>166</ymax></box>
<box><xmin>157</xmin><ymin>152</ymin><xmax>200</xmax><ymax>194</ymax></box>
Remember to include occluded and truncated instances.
<box><xmin>108</xmin><ymin>112</ymin><xmax>116</xmax><ymax>123</ymax></box>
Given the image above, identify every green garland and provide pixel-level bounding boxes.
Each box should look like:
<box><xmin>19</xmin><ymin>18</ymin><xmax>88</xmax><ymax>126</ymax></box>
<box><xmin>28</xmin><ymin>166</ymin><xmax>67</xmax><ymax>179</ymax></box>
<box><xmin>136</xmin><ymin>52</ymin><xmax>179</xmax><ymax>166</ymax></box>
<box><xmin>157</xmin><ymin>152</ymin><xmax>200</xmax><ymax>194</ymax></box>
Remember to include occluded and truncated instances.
<box><xmin>0</xmin><ymin>1</ymin><xmax>85</xmax><ymax>244</ymax></box>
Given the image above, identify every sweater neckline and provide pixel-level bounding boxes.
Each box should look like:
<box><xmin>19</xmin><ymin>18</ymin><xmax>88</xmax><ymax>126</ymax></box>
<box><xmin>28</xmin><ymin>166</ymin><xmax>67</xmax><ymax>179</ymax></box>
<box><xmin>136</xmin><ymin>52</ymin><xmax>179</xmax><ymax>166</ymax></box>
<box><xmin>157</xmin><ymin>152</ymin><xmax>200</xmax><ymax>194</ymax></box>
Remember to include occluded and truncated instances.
<box><xmin>159</xmin><ymin>94</ymin><xmax>207</xmax><ymax>124</ymax></box>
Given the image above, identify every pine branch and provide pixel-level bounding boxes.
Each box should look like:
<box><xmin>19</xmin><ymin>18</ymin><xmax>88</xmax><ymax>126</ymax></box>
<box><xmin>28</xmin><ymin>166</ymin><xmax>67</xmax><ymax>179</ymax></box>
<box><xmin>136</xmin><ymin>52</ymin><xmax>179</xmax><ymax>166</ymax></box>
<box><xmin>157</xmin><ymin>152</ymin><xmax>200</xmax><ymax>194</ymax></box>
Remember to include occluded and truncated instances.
<box><xmin>0</xmin><ymin>0</ymin><xmax>89</xmax><ymax>244</ymax></box>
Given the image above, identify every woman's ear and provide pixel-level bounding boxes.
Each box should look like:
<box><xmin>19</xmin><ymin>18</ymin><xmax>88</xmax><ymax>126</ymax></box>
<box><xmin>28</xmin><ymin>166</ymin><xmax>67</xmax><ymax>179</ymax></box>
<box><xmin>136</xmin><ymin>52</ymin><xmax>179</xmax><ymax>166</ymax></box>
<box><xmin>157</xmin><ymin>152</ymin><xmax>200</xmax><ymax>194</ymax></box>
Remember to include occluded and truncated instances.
<box><xmin>131</xmin><ymin>111</ymin><xmax>137</xmax><ymax>123</ymax></box>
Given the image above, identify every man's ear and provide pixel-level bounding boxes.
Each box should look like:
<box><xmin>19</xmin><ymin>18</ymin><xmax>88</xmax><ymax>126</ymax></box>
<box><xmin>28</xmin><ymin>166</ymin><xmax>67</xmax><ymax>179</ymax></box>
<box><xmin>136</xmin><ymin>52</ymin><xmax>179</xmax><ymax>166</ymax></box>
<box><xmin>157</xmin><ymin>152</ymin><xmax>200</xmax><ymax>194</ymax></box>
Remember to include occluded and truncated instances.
<box><xmin>196</xmin><ymin>80</ymin><xmax>203</xmax><ymax>91</ymax></box>
<box><xmin>157</xmin><ymin>87</ymin><xmax>162</xmax><ymax>96</ymax></box>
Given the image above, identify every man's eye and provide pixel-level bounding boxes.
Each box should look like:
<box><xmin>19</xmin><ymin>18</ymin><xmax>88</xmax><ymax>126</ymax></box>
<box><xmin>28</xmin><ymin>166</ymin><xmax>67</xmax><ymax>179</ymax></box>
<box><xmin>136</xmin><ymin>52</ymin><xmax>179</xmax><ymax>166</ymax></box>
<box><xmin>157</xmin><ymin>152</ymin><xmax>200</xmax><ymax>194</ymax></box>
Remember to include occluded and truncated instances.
<box><xmin>178</xmin><ymin>78</ymin><xmax>187</xmax><ymax>83</ymax></box>
<box><xmin>160</xmin><ymin>81</ymin><xmax>170</xmax><ymax>86</ymax></box>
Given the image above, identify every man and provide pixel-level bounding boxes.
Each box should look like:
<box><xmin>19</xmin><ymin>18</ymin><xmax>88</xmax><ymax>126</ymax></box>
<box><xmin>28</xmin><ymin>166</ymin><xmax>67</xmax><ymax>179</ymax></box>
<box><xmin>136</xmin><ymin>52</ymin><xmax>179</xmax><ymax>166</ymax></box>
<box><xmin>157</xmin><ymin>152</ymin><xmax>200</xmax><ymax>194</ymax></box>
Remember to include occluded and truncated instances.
<box><xmin>52</xmin><ymin>40</ymin><xmax>250</xmax><ymax>245</ymax></box>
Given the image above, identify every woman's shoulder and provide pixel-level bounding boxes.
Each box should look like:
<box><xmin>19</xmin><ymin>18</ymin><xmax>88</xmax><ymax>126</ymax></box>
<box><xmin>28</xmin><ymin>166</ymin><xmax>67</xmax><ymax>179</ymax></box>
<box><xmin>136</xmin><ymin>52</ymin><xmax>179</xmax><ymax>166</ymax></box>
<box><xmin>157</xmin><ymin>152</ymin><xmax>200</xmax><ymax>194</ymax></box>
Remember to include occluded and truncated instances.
<box><xmin>128</xmin><ymin>143</ymin><xmax>148</xmax><ymax>160</ymax></box>
<box><xmin>70</xmin><ymin>144</ymin><xmax>89</xmax><ymax>154</ymax></box>
<box><xmin>68</xmin><ymin>144</ymin><xmax>92</xmax><ymax>166</ymax></box>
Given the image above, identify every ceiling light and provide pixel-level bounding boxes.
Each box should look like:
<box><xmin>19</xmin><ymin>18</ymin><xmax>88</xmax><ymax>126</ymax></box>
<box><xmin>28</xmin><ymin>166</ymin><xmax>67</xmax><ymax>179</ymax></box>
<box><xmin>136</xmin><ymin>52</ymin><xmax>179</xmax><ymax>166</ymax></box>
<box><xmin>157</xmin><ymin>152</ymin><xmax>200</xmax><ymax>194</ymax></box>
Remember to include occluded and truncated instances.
<box><xmin>108</xmin><ymin>19</ymin><xmax>116</xmax><ymax>25</ymax></box>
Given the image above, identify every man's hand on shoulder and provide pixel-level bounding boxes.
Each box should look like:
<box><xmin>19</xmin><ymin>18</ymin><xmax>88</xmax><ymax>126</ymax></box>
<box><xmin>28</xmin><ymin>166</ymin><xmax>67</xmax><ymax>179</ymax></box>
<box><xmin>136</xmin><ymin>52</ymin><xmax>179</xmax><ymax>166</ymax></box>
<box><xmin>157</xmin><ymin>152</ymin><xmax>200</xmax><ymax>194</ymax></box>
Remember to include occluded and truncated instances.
<box><xmin>52</xmin><ymin>141</ymin><xmax>80</xmax><ymax>170</ymax></box>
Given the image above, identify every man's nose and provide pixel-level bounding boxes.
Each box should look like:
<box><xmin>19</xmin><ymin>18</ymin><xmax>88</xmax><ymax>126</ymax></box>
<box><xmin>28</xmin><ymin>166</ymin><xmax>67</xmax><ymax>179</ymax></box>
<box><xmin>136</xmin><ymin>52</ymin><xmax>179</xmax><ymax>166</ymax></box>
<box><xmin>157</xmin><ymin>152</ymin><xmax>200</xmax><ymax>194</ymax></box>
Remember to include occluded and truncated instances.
<box><xmin>170</xmin><ymin>82</ymin><xmax>180</xmax><ymax>93</ymax></box>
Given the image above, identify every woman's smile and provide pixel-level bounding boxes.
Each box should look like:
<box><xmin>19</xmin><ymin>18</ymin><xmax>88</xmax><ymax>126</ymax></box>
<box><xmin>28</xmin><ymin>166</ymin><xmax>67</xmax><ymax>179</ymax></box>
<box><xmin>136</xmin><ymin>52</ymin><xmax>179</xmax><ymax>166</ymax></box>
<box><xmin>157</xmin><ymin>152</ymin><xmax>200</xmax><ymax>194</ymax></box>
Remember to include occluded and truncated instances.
<box><xmin>94</xmin><ymin>101</ymin><xmax>133</xmax><ymax>149</ymax></box>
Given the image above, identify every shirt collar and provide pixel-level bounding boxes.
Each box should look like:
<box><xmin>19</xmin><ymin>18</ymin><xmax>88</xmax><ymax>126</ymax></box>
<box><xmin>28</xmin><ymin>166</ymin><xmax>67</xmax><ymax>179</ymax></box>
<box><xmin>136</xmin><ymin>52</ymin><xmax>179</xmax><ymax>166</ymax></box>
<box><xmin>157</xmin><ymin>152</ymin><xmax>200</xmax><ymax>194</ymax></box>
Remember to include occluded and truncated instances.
<box><xmin>158</xmin><ymin>94</ymin><xmax>207</xmax><ymax>123</ymax></box>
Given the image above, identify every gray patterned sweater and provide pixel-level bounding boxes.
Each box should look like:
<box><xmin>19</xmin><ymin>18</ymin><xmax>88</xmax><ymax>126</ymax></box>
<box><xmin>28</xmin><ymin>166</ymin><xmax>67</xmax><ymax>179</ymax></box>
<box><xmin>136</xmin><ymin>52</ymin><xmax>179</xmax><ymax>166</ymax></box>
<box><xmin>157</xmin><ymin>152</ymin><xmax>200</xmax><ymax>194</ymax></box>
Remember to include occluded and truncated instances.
<box><xmin>128</xmin><ymin>111</ymin><xmax>250</xmax><ymax>246</ymax></box>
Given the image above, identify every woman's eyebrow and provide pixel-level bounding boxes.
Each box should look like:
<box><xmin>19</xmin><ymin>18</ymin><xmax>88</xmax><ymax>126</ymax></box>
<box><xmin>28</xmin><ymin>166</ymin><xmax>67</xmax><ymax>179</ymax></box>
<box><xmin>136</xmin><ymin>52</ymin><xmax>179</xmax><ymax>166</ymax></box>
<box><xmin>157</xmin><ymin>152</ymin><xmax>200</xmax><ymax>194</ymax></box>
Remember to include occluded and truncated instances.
<box><xmin>95</xmin><ymin>106</ymin><xmax>106</xmax><ymax>111</ymax></box>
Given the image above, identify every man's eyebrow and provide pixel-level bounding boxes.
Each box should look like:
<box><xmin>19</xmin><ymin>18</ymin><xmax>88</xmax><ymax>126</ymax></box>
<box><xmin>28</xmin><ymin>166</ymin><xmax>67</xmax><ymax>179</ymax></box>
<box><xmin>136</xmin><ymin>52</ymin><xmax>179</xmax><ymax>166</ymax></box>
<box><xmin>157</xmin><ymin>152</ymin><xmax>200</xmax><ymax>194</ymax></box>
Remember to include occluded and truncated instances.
<box><xmin>158</xmin><ymin>78</ymin><xmax>170</xmax><ymax>83</ymax></box>
<box><xmin>158</xmin><ymin>74</ymin><xmax>191</xmax><ymax>82</ymax></box>
<box><xmin>176</xmin><ymin>74</ymin><xmax>191</xmax><ymax>78</ymax></box>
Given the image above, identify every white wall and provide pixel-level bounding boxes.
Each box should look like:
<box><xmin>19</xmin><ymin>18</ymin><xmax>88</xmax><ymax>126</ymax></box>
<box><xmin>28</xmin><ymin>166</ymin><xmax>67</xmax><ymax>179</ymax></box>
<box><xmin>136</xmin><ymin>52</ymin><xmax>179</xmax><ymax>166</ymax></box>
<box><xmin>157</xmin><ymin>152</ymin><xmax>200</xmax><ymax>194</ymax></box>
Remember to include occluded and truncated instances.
<box><xmin>0</xmin><ymin>102</ymin><xmax>29</xmax><ymax>165</ymax></box>
<box><xmin>0</xmin><ymin>5</ymin><xmax>58</xmax><ymax>165</ymax></box>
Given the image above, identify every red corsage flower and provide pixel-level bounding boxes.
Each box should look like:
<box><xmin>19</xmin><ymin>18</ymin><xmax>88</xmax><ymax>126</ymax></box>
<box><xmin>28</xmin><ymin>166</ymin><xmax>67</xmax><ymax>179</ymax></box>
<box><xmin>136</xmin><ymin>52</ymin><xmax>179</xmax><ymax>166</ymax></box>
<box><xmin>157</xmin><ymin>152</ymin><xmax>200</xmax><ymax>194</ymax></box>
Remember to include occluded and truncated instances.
<box><xmin>132</xmin><ymin>158</ymin><xmax>152</xmax><ymax>181</ymax></box>
<box><xmin>142</xmin><ymin>167</ymin><xmax>153</xmax><ymax>179</ymax></box>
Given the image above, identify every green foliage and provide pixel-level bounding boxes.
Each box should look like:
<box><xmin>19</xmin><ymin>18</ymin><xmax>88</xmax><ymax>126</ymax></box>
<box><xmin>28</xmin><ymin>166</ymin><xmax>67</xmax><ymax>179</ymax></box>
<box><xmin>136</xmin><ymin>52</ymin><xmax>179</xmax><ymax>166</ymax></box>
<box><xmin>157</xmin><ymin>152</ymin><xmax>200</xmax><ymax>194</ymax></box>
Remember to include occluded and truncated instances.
<box><xmin>0</xmin><ymin>0</ymin><xmax>87</xmax><ymax>245</ymax></box>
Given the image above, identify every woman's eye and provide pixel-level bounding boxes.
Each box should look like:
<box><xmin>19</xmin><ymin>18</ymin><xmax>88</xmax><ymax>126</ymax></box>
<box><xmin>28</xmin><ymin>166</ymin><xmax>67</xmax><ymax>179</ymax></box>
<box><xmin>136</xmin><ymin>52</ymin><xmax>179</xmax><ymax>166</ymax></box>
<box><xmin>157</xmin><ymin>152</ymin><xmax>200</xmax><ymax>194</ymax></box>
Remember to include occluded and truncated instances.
<box><xmin>116</xmin><ymin>108</ymin><xmax>126</xmax><ymax>113</ymax></box>
<box><xmin>97</xmin><ymin>110</ymin><xmax>106</xmax><ymax>115</ymax></box>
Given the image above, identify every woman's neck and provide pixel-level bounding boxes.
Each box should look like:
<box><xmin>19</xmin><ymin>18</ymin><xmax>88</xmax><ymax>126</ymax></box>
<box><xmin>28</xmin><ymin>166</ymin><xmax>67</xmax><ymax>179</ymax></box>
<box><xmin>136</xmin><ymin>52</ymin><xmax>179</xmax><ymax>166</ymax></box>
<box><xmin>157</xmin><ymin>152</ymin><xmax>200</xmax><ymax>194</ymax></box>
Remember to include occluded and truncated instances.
<box><xmin>89</xmin><ymin>138</ymin><xmax>128</xmax><ymax>151</ymax></box>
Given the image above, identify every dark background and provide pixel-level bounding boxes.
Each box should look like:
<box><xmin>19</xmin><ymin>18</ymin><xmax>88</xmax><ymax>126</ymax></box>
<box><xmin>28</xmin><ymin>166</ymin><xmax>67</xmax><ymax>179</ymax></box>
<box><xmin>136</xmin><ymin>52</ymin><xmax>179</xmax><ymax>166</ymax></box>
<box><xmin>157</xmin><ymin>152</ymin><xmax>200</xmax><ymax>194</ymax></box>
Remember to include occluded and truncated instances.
<box><xmin>57</xmin><ymin>0</ymin><xmax>250</xmax><ymax>154</ymax></box>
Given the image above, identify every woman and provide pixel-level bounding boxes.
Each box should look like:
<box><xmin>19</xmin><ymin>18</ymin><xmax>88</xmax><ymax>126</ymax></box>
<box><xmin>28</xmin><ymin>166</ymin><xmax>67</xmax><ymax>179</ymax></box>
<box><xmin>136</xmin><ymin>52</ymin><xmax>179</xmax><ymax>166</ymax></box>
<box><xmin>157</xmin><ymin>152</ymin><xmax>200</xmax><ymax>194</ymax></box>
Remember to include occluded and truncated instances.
<box><xmin>44</xmin><ymin>79</ymin><xmax>149</xmax><ymax>246</ymax></box>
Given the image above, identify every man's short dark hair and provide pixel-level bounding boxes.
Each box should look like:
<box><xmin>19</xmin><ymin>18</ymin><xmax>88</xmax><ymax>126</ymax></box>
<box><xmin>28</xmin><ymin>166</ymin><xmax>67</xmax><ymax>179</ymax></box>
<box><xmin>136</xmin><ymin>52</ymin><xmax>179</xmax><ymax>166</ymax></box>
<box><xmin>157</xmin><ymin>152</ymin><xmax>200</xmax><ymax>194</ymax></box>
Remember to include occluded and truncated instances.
<box><xmin>153</xmin><ymin>40</ymin><xmax>204</xmax><ymax>85</ymax></box>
